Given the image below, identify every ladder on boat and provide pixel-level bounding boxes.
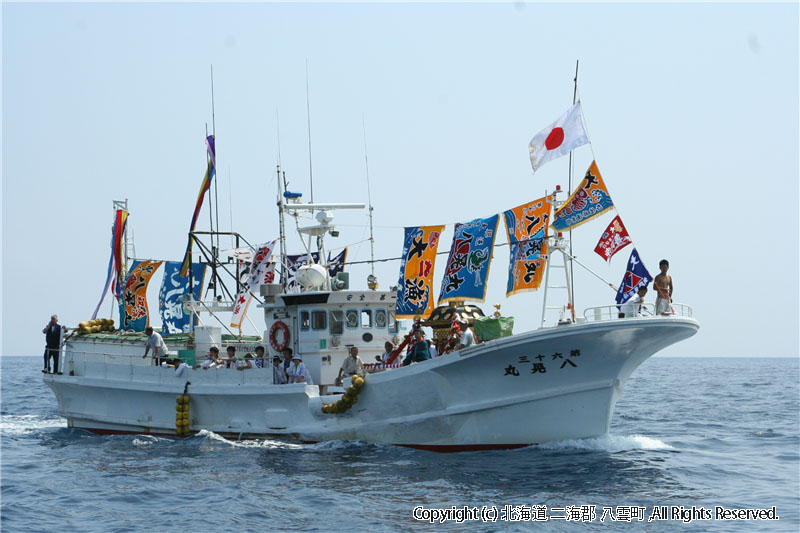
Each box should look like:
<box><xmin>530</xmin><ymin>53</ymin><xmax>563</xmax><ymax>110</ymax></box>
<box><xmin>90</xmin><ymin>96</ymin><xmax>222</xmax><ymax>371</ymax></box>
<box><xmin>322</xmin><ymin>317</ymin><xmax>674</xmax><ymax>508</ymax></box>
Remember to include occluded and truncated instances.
<box><xmin>540</xmin><ymin>234</ymin><xmax>574</xmax><ymax>328</ymax></box>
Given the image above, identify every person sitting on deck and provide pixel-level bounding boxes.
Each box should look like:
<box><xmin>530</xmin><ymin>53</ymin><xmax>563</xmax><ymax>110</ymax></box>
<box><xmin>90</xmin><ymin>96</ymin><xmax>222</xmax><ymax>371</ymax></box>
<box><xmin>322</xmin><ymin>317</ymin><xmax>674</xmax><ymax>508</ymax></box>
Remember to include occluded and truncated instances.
<box><xmin>272</xmin><ymin>355</ymin><xmax>287</xmax><ymax>384</ymax></box>
<box><xmin>224</xmin><ymin>346</ymin><xmax>237</xmax><ymax>368</ymax></box>
<box><xmin>195</xmin><ymin>346</ymin><xmax>222</xmax><ymax>369</ymax></box>
<box><xmin>287</xmin><ymin>353</ymin><xmax>313</xmax><ymax>384</ymax></box>
<box><xmin>142</xmin><ymin>326</ymin><xmax>172</xmax><ymax>366</ymax></box>
<box><xmin>403</xmin><ymin>329</ymin><xmax>432</xmax><ymax>366</ymax></box>
<box><xmin>455</xmin><ymin>319</ymin><xmax>474</xmax><ymax>351</ymax></box>
<box><xmin>336</xmin><ymin>346</ymin><xmax>364</xmax><ymax>386</ymax></box>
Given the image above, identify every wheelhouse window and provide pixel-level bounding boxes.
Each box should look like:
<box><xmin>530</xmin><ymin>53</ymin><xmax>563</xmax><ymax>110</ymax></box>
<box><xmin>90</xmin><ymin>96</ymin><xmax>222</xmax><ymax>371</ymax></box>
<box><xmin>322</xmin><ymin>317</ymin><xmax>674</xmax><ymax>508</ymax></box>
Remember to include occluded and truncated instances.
<box><xmin>300</xmin><ymin>311</ymin><xmax>310</xmax><ymax>331</ymax></box>
<box><xmin>361</xmin><ymin>309</ymin><xmax>373</xmax><ymax>328</ymax></box>
<box><xmin>388</xmin><ymin>311</ymin><xmax>398</xmax><ymax>334</ymax></box>
<box><xmin>329</xmin><ymin>310</ymin><xmax>344</xmax><ymax>335</ymax></box>
<box><xmin>311</xmin><ymin>310</ymin><xmax>327</xmax><ymax>330</ymax></box>
<box><xmin>345</xmin><ymin>309</ymin><xmax>359</xmax><ymax>329</ymax></box>
<box><xmin>375</xmin><ymin>309</ymin><xmax>387</xmax><ymax>328</ymax></box>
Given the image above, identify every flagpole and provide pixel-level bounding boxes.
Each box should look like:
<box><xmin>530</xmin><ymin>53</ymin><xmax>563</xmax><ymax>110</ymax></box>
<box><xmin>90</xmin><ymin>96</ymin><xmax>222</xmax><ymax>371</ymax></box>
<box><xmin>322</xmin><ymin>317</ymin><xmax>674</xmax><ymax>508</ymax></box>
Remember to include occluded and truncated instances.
<box><xmin>567</xmin><ymin>59</ymin><xmax>579</xmax><ymax>318</ymax></box>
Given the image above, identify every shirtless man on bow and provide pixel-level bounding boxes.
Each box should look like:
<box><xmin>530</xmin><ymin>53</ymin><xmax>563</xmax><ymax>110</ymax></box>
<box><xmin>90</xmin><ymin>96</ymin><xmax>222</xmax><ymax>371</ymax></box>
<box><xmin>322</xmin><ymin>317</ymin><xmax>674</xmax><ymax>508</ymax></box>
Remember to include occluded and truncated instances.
<box><xmin>653</xmin><ymin>259</ymin><xmax>673</xmax><ymax>315</ymax></box>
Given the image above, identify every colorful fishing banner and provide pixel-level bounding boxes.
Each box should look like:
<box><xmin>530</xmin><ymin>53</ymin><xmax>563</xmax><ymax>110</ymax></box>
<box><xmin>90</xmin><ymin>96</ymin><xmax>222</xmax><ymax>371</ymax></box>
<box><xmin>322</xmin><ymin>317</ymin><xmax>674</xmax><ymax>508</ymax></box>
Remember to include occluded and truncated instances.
<box><xmin>92</xmin><ymin>208</ymin><xmax>129</xmax><ymax>319</ymax></box>
<box><xmin>285</xmin><ymin>249</ymin><xmax>348</xmax><ymax>293</ymax></box>
<box><xmin>615</xmin><ymin>248</ymin><xmax>652</xmax><ymax>304</ymax></box>
<box><xmin>504</xmin><ymin>196</ymin><xmax>552</xmax><ymax>296</ymax></box>
<box><xmin>231</xmin><ymin>241</ymin><xmax>277</xmax><ymax>328</ymax></box>
<box><xmin>552</xmin><ymin>160</ymin><xmax>614</xmax><ymax>231</ymax></box>
<box><xmin>396</xmin><ymin>225</ymin><xmax>444</xmax><ymax>318</ymax></box>
<box><xmin>118</xmin><ymin>260</ymin><xmax>163</xmax><ymax>331</ymax></box>
<box><xmin>159</xmin><ymin>261</ymin><xmax>206</xmax><ymax>334</ymax></box>
<box><xmin>594</xmin><ymin>215</ymin><xmax>632</xmax><ymax>263</ymax></box>
<box><xmin>438</xmin><ymin>215</ymin><xmax>499</xmax><ymax>304</ymax></box>
<box><xmin>180</xmin><ymin>135</ymin><xmax>216</xmax><ymax>277</ymax></box>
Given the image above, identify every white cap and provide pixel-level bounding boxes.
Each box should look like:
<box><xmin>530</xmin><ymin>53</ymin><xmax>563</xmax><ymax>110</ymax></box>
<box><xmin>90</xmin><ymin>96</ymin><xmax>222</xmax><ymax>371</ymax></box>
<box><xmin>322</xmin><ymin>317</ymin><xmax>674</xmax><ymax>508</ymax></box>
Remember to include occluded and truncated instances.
<box><xmin>292</xmin><ymin>354</ymin><xmax>302</xmax><ymax>361</ymax></box>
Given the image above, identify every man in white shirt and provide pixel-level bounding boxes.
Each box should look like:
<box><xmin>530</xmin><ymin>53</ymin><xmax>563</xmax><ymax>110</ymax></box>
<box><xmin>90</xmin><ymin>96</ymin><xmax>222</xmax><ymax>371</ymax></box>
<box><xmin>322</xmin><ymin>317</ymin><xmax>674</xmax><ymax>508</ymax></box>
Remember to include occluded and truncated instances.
<box><xmin>620</xmin><ymin>286</ymin><xmax>648</xmax><ymax>318</ymax></box>
<box><xmin>336</xmin><ymin>346</ymin><xmax>364</xmax><ymax>386</ymax></box>
<box><xmin>142</xmin><ymin>326</ymin><xmax>170</xmax><ymax>365</ymax></box>
<box><xmin>455</xmin><ymin>319</ymin><xmax>474</xmax><ymax>351</ymax></box>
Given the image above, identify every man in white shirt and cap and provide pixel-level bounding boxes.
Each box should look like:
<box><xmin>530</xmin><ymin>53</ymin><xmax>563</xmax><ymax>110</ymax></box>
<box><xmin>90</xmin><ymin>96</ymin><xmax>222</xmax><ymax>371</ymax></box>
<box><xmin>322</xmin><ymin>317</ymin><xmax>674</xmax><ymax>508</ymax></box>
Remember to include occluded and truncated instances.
<box><xmin>455</xmin><ymin>319</ymin><xmax>475</xmax><ymax>351</ymax></box>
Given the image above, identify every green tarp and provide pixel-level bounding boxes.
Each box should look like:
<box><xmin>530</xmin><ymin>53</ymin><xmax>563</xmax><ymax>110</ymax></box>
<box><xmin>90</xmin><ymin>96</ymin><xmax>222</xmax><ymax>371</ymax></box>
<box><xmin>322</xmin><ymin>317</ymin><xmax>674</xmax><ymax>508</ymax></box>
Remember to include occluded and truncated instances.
<box><xmin>473</xmin><ymin>316</ymin><xmax>514</xmax><ymax>341</ymax></box>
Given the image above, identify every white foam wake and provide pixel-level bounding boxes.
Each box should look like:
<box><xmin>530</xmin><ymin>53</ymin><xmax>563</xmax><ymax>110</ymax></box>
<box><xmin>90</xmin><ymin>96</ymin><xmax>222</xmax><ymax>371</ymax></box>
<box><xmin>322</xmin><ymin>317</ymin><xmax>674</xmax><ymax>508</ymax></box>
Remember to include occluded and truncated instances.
<box><xmin>194</xmin><ymin>429</ymin><xmax>304</xmax><ymax>449</ymax></box>
<box><xmin>0</xmin><ymin>414</ymin><xmax>66</xmax><ymax>436</ymax></box>
<box><xmin>538</xmin><ymin>434</ymin><xmax>673</xmax><ymax>452</ymax></box>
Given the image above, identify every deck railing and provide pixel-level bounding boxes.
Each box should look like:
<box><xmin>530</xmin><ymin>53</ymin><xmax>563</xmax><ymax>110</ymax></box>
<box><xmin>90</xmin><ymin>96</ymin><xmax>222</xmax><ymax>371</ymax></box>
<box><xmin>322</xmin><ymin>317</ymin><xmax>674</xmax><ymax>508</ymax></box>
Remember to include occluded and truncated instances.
<box><xmin>57</xmin><ymin>348</ymin><xmax>275</xmax><ymax>384</ymax></box>
<box><xmin>582</xmin><ymin>302</ymin><xmax>693</xmax><ymax>323</ymax></box>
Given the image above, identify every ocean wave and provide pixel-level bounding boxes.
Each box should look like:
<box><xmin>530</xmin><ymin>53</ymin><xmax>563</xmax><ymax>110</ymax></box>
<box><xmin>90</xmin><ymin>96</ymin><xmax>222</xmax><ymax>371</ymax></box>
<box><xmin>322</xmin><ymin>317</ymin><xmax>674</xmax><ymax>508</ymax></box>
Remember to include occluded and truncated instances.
<box><xmin>192</xmin><ymin>429</ymin><xmax>304</xmax><ymax>449</ymax></box>
<box><xmin>305</xmin><ymin>439</ymin><xmax>380</xmax><ymax>451</ymax></box>
<box><xmin>132</xmin><ymin>435</ymin><xmax>167</xmax><ymax>446</ymax></box>
<box><xmin>0</xmin><ymin>414</ymin><xmax>66</xmax><ymax>436</ymax></box>
<box><xmin>537</xmin><ymin>434</ymin><xmax>673</xmax><ymax>452</ymax></box>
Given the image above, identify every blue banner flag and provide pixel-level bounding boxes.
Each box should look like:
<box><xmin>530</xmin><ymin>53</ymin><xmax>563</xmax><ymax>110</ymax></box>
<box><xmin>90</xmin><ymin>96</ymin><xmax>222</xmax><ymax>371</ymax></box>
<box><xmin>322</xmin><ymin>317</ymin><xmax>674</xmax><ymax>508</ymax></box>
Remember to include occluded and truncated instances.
<box><xmin>159</xmin><ymin>261</ymin><xmax>207</xmax><ymax>334</ymax></box>
<box><xmin>438</xmin><ymin>215</ymin><xmax>499</xmax><ymax>304</ymax></box>
<box><xmin>615</xmin><ymin>248</ymin><xmax>653</xmax><ymax>304</ymax></box>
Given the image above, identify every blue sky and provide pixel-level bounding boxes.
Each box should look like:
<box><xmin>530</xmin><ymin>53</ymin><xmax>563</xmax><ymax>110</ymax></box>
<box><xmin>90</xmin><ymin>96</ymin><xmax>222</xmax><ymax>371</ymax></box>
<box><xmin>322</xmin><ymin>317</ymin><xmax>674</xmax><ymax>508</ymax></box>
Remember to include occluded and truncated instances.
<box><xmin>2</xmin><ymin>2</ymin><xmax>798</xmax><ymax>357</ymax></box>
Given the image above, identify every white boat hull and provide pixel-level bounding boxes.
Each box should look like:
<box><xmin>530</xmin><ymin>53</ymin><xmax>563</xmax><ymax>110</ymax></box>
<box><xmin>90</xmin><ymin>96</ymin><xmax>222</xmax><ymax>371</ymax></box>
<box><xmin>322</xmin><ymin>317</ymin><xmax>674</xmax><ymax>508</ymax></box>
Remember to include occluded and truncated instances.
<box><xmin>45</xmin><ymin>316</ymin><xmax>698</xmax><ymax>451</ymax></box>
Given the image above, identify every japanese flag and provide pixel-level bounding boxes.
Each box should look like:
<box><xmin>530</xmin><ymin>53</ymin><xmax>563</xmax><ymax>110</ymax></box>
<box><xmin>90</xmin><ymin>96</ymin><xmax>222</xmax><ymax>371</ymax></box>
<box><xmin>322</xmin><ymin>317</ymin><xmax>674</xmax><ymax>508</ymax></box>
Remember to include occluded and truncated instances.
<box><xmin>528</xmin><ymin>101</ymin><xmax>589</xmax><ymax>172</ymax></box>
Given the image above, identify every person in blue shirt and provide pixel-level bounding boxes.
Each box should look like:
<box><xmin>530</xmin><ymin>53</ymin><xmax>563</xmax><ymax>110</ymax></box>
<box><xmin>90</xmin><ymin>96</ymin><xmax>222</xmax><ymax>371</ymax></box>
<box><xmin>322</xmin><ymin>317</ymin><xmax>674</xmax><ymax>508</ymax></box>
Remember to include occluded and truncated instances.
<box><xmin>403</xmin><ymin>329</ymin><xmax>432</xmax><ymax>366</ymax></box>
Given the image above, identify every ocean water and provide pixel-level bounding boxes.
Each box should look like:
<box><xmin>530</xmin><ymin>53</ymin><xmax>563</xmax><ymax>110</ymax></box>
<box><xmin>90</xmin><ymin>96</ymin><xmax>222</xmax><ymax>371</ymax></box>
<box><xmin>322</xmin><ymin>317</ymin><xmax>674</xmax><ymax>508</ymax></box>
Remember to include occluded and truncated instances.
<box><xmin>1</xmin><ymin>356</ymin><xmax>798</xmax><ymax>532</ymax></box>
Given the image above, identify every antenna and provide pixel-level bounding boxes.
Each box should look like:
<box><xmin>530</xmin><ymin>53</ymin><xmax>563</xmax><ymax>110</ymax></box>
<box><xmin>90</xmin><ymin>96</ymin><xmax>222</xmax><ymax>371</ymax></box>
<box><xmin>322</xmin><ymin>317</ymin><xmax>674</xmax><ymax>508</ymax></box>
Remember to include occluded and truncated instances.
<box><xmin>211</xmin><ymin>64</ymin><xmax>220</xmax><ymax>260</ymax></box>
<box><xmin>277</xmin><ymin>167</ymin><xmax>288</xmax><ymax>290</ymax></box>
<box><xmin>228</xmin><ymin>167</ymin><xmax>234</xmax><ymax>249</ymax></box>
<box><xmin>276</xmin><ymin>108</ymin><xmax>282</xmax><ymax>167</ymax></box>
<box><xmin>362</xmin><ymin>115</ymin><xmax>378</xmax><ymax>290</ymax></box>
<box><xmin>305</xmin><ymin>59</ymin><xmax>314</xmax><ymax>207</ymax></box>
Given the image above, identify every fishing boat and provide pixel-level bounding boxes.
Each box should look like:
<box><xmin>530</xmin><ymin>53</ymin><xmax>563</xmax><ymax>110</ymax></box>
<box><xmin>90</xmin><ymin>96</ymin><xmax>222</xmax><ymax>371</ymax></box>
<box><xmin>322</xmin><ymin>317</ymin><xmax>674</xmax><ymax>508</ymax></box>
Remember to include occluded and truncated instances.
<box><xmin>43</xmin><ymin>93</ymin><xmax>699</xmax><ymax>452</ymax></box>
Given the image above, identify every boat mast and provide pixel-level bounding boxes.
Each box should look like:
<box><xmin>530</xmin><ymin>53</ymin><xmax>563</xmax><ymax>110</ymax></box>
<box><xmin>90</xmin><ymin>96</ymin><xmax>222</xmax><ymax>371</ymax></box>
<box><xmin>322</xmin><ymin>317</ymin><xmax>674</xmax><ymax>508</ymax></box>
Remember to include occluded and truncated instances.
<box><xmin>211</xmin><ymin>65</ymin><xmax>222</xmax><ymax>298</ymax></box>
<box><xmin>540</xmin><ymin>62</ymin><xmax>579</xmax><ymax>327</ymax></box>
<box><xmin>305</xmin><ymin>60</ymin><xmax>314</xmax><ymax>209</ymax></box>
<box><xmin>363</xmin><ymin>115</ymin><xmax>378</xmax><ymax>290</ymax></box>
<box><xmin>112</xmin><ymin>198</ymin><xmax>131</xmax><ymax>319</ymax></box>
<box><xmin>567</xmin><ymin>60</ymin><xmax>579</xmax><ymax>315</ymax></box>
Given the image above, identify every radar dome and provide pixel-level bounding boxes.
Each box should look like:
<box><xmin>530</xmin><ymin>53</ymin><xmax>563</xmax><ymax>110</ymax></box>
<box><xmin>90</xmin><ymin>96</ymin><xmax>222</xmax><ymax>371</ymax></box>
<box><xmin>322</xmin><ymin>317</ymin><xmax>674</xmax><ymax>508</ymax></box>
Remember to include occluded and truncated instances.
<box><xmin>295</xmin><ymin>264</ymin><xmax>328</xmax><ymax>289</ymax></box>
